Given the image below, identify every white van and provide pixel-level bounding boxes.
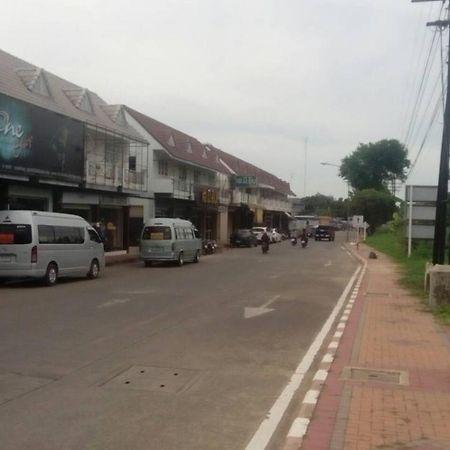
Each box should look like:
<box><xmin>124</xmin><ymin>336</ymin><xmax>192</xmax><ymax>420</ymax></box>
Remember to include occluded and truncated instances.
<box><xmin>0</xmin><ymin>210</ymin><xmax>105</xmax><ymax>285</ymax></box>
<box><xmin>140</xmin><ymin>218</ymin><xmax>201</xmax><ymax>266</ymax></box>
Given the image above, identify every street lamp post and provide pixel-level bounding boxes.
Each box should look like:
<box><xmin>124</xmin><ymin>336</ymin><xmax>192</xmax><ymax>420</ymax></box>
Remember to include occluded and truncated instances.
<box><xmin>320</xmin><ymin>162</ymin><xmax>350</xmax><ymax>242</ymax></box>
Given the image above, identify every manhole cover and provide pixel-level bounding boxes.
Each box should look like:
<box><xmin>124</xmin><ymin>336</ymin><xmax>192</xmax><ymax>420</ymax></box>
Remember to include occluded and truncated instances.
<box><xmin>102</xmin><ymin>366</ymin><xmax>201</xmax><ymax>393</ymax></box>
<box><xmin>341</xmin><ymin>366</ymin><xmax>409</xmax><ymax>385</ymax></box>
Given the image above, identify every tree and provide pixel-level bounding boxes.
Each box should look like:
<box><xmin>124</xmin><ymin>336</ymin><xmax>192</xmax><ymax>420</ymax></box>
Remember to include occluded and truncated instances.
<box><xmin>350</xmin><ymin>189</ymin><xmax>398</xmax><ymax>232</ymax></box>
<box><xmin>340</xmin><ymin>139</ymin><xmax>410</xmax><ymax>192</ymax></box>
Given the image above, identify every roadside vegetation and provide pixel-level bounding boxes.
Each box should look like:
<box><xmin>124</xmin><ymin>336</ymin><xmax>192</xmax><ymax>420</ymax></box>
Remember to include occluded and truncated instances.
<box><xmin>366</xmin><ymin>217</ymin><xmax>450</xmax><ymax>324</ymax></box>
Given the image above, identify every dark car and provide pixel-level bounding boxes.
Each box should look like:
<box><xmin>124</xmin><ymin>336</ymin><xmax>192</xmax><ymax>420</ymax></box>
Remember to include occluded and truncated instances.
<box><xmin>230</xmin><ymin>229</ymin><xmax>258</xmax><ymax>247</ymax></box>
<box><xmin>314</xmin><ymin>225</ymin><xmax>335</xmax><ymax>241</ymax></box>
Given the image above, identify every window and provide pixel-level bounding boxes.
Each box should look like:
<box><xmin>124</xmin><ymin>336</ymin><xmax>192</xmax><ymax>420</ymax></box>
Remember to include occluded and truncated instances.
<box><xmin>208</xmin><ymin>174</ymin><xmax>215</xmax><ymax>186</ymax></box>
<box><xmin>38</xmin><ymin>225</ymin><xmax>55</xmax><ymax>244</ymax></box>
<box><xmin>158</xmin><ymin>159</ymin><xmax>168</xmax><ymax>176</ymax></box>
<box><xmin>194</xmin><ymin>170</ymin><xmax>200</xmax><ymax>184</ymax></box>
<box><xmin>129</xmin><ymin>156</ymin><xmax>136</xmax><ymax>171</ymax></box>
<box><xmin>0</xmin><ymin>224</ymin><xmax>32</xmax><ymax>245</ymax></box>
<box><xmin>142</xmin><ymin>226</ymin><xmax>172</xmax><ymax>240</ymax></box>
<box><xmin>88</xmin><ymin>229</ymin><xmax>102</xmax><ymax>243</ymax></box>
<box><xmin>193</xmin><ymin>229</ymin><xmax>200</xmax><ymax>239</ymax></box>
<box><xmin>179</xmin><ymin>166</ymin><xmax>187</xmax><ymax>180</ymax></box>
<box><xmin>38</xmin><ymin>225</ymin><xmax>84</xmax><ymax>244</ymax></box>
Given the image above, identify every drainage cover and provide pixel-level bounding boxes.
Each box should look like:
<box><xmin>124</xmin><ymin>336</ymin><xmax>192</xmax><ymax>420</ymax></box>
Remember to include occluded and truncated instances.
<box><xmin>102</xmin><ymin>366</ymin><xmax>200</xmax><ymax>393</ymax></box>
<box><xmin>341</xmin><ymin>366</ymin><xmax>409</xmax><ymax>385</ymax></box>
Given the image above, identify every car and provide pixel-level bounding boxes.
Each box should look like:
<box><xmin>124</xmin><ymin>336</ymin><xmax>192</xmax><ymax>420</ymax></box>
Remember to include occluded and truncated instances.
<box><xmin>251</xmin><ymin>226</ymin><xmax>268</xmax><ymax>243</ymax></box>
<box><xmin>269</xmin><ymin>228</ymin><xmax>282</xmax><ymax>243</ymax></box>
<box><xmin>314</xmin><ymin>225</ymin><xmax>335</xmax><ymax>241</ymax></box>
<box><xmin>230</xmin><ymin>229</ymin><xmax>258</xmax><ymax>247</ymax></box>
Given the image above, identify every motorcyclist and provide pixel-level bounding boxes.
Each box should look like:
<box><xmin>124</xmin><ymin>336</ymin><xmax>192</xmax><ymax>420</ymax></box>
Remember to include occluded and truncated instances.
<box><xmin>300</xmin><ymin>228</ymin><xmax>308</xmax><ymax>244</ymax></box>
<box><xmin>261</xmin><ymin>230</ymin><xmax>270</xmax><ymax>252</ymax></box>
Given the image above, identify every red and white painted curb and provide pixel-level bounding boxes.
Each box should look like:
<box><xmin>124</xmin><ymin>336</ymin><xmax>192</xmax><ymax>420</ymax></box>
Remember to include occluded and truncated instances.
<box><xmin>282</xmin><ymin>256</ymin><xmax>367</xmax><ymax>449</ymax></box>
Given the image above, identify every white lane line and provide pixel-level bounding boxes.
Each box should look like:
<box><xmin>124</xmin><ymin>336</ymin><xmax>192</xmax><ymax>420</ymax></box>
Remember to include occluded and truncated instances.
<box><xmin>333</xmin><ymin>331</ymin><xmax>343</xmax><ymax>339</ymax></box>
<box><xmin>245</xmin><ymin>265</ymin><xmax>362</xmax><ymax>450</ymax></box>
<box><xmin>287</xmin><ymin>418</ymin><xmax>310</xmax><ymax>438</ymax></box>
<box><xmin>329</xmin><ymin>341</ymin><xmax>339</xmax><ymax>349</ymax></box>
<box><xmin>337</xmin><ymin>323</ymin><xmax>345</xmax><ymax>329</ymax></box>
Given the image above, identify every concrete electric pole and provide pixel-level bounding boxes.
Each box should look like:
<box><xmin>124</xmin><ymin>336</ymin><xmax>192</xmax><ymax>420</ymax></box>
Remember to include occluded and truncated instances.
<box><xmin>412</xmin><ymin>0</ymin><xmax>450</xmax><ymax>264</ymax></box>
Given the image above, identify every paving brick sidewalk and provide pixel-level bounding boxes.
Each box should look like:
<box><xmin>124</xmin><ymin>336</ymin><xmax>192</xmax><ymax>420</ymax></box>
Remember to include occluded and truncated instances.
<box><xmin>287</xmin><ymin>243</ymin><xmax>450</xmax><ymax>450</ymax></box>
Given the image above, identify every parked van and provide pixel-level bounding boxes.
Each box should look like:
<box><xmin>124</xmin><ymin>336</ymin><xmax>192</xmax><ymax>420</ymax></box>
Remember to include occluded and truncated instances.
<box><xmin>0</xmin><ymin>210</ymin><xmax>105</xmax><ymax>285</ymax></box>
<box><xmin>140</xmin><ymin>218</ymin><xmax>201</xmax><ymax>266</ymax></box>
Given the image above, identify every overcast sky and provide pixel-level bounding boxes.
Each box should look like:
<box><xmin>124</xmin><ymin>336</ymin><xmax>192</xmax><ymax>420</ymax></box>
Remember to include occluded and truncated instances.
<box><xmin>1</xmin><ymin>0</ymin><xmax>446</xmax><ymax>198</ymax></box>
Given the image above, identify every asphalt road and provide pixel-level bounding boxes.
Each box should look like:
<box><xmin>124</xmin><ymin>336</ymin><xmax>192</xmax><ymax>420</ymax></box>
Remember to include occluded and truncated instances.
<box><xmin>0</xmin><ymin>232</ymin><xmax>358</xmax><ymax>450</ymax></box>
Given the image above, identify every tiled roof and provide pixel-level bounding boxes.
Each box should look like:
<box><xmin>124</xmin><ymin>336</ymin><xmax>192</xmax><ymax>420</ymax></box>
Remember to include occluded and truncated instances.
<box><xmin>125</xmin><ymin>106</ymin><xmax>229</xmax><ymax>173</ymax></box>
<box><xmin>213</xmin><ymin>146</ymin><xmax>295</xmax><ymax>196</ymax></box>
<box><xmin>0</xmin><ymin>48</ymin><xmax>143</xmax><ymax>141</ymax></box>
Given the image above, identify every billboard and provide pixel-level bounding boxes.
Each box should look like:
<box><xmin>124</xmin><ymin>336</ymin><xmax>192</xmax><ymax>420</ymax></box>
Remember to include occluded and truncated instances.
<box><xmin>0</xmin><ymin>94</ymin><xmax>84</xmax><ymax>182</ymax></box>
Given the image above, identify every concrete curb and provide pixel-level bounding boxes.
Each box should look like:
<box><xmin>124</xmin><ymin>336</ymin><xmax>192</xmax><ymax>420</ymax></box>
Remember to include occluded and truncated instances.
<box><xmin>281</xmin><ymin>243</ymin><xmax>367</xmax><ymax>450</ymax></box>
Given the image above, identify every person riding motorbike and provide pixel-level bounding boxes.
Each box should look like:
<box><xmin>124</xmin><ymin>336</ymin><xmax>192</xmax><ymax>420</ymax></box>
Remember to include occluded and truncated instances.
<box><xmin>300</xmin><ymin>228</ymin><xmax>308</xmax><ymax>248</ymax></box>
<box><xmin>261</xmin><ymin>230</ymin><xmax>270</xmax><ymax>253</ymax></box>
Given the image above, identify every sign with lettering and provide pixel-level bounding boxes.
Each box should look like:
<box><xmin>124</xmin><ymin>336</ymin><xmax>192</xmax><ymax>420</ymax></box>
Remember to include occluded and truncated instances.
<box><xmin>234</xmin><ymin>175</ymin><xmax>257</xmax><ymax>187</ymax></box>
<box><xmin>0</xmin><ymin>93</ymin><xmax>84</xmax><ymax>182</ymax></box>
<box><xmin>201</xmin><ymin>190</ymin><xmax>218</xmax><ymax>204</ymax></box>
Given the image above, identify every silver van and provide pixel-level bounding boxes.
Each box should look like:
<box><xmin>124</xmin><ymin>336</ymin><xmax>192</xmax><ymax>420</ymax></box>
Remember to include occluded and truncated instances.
<box><xmin>0</xmin><ymin>210</ymin><xmax>105</xmax><ymax>285</ymax></box>
<box><xmin>140</xmin><ymin>218</ymin><xmax>201</xmax><ymax>266</ymax></box>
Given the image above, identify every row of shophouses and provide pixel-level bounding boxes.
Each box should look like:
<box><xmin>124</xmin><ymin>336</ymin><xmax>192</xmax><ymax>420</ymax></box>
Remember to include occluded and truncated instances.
<box><xmin>0</xmin><ymin>49</ymin><xmax>294</xmax><ymax>251</ymax></box>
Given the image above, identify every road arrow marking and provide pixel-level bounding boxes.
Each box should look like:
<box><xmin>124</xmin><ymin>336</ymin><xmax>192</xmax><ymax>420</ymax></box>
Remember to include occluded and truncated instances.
<box><xmin>244</xmin><ymin>295</ymin><xmax>280</xmax><ymax>319</ymax></box>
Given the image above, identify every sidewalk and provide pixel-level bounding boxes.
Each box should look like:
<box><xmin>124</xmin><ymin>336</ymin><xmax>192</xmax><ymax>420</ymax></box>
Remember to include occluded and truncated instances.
<box><xmin>282</xmin><ymin>243</ymin><xmax>450</xmax><ymax>450</ymax></box>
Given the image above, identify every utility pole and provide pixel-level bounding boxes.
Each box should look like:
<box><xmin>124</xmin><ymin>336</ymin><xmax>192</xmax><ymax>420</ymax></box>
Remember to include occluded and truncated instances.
<box><xmin>413</xmin><ymin>0</ymin><xmax>450</xmax><ymax>264</ymax></box>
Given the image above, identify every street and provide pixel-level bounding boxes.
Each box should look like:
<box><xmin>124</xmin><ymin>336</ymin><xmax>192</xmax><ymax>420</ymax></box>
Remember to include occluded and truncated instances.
<box><xmin>0</xmin><ymin>233</ymin><xmax>358</xmax><ymax>450</ymax></box>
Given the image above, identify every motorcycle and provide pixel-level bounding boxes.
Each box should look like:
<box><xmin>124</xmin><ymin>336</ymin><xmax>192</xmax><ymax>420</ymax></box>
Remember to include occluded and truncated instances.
<box><xmin>291</xmin><ymin>236</ymin><xmax>297</xmax><ymax>246</ymax></box>
<box><xmin>300</xmin><ymin>237</ymin><xmax>308</xmax><ymax>248</ymax></box>
<box><xmin>202</xmin><ymin>239</ymin><xmax>217</xmax><ymax>255</ymax></box>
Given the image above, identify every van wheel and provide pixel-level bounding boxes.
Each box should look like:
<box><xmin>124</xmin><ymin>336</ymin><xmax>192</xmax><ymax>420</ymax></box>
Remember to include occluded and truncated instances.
<box><xmin>193</xmin><ymin>250</ymin><xmax>200</xmax><ymax>263</ymax></box>
<box><xmin>88</xmin><ymin>259</ymin><xmax>100</xmax><ymax>279</ymax></box>
<box><xmin>177</xmin><ymin>252</ymin><xmax>184</xmax><ymax>266</ymax></box>
<box><xmin>44</xmin><ymin>263</ymin><xmax>58</xmax><ymax>286</ymax></box>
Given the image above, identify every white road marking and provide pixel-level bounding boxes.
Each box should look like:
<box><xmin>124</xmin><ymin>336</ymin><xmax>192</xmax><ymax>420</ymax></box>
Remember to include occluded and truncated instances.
<box><xmin>115</xmin><ymin>289</ymin><xmax>155</xmax><ymax>295</ymax></box>
<box><xmin>324</xmin><ymin>260</ymin><xmax>332</xmax><ymax>267</ymax></box>
<box><xmin>313</xmin><ymin>369</ymin><xmax>328</xmax><ymax>382</ymax></box>
<box><xmin>333</xmin><ymin>331</ymin><xmax>343</xmax><ymax>339</ymax></box>
<box><xmin>303</xmin><ymin>389</ymin><xmax>320</xmax><ymax>404</ymax></box>
<box><xmin>328</xmin><ymin>341</ymin><xmax>338</xmax><ymax>349</ymax></box>
<box><xmin>98</xmin><ymin>298</ymin><xmax>130</xmax><ymax>308</ymax></box>
<box><xmin>322</xmin><ymin>353</ymin><xmax>334</xmax><ymax>363</ymax></box>
<box><xmin>287</xmin><ymin>418</ymin><xmax>310</xmax><ymax>438</ymax></box>
<box><xmin>245</xmin><ymin>265</ymin><xmax>362</xmax><ymax>450</ymax></box>
<box><xmin>244</xmin><ymin>295</ymin><xmax>281</xmax><ymax>319</ymax></box>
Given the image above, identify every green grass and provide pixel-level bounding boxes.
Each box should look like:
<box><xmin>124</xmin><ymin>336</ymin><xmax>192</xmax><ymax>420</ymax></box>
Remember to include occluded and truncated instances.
<box><xmin>365</xmin><ymin>229</ymin><xmax>430</xmax><ymax>298</ymax></box>
<box><xmin>366</xmin><ymin>228</ymin><xmax>450</xmax><ymax>323</ymax></box>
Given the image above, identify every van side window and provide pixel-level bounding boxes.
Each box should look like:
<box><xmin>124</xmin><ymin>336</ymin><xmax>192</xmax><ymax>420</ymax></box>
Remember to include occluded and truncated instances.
<box><xmin>38</xmin><ymin>225</ymin><xmax>84</xmax><ymax>244</ymax></box>
<box><xmin>88</xmin><ymin>229</ymin><xmax>102</xmax><ymax>243</ymax></box>
<box><xmin>38</xmin><ymin>225</ymin><xmax>55</xmax><ymax>244</ymax></box>
<box><xmin>185</xmin><ymin>228</ymin><xmax>193</xmax><ymax>239</ymax></box>
<box><xmin>193</xmin><ymin>229</ymin><xmax>200</xmax><ymax>239</ymax></box>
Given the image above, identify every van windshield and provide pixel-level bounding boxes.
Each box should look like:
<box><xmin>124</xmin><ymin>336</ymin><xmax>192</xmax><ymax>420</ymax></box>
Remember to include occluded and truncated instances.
<box><xmin>142</xmin><ymin>226</ymin><xmax>172</xmax><ymax>240</ymax></box>
<box><xmin>0</xmin><ymin>224</ymin><xmax>32</xmax><ymax>245</ymax></box>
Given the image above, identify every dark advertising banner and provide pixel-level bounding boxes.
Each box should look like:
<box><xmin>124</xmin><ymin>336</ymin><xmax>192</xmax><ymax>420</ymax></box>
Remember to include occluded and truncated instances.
<box><xmin>0</xmin><ymin>93</ymin><xmax>84</xmax><ymax>182</ymax></box>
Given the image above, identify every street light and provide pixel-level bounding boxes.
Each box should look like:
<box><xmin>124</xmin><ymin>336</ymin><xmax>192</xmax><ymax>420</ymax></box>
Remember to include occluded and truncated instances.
<box><xmin>320</xmin><ymin>162</ymin><xmax>350</xmax><ymax>242</ymax></box>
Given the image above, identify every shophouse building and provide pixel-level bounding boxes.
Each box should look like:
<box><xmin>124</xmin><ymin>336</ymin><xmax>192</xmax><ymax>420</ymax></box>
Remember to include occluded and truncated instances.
<box><xmin>124</xmin><ymin>107</ymin><xmax>235</xmax><ymax>244</ymax></box>
<box><xmin>0</xmin><ymin>49</ymin><xmax>152</xmax><ymax>251</ymax></box>
<box><xmin>124</xmin><ymin>108</ymin><xmax>294</xmax><ymax>244</ymax></box>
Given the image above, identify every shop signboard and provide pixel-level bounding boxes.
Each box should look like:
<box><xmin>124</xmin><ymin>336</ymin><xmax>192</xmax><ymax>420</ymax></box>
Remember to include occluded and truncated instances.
<box><xmin>234</xmin><ymin>175</ymin><xmax>257</xmax><ymax>187</ymax></box>
<box><xmin>0</xmin><ymin>93</ymin><xmax>84</xmax><ymax>182</ymax></box>
<box><xmin>201</xmin><ymin>189</ymin><xmax>218</xmax><ymax>204</ymax></box>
